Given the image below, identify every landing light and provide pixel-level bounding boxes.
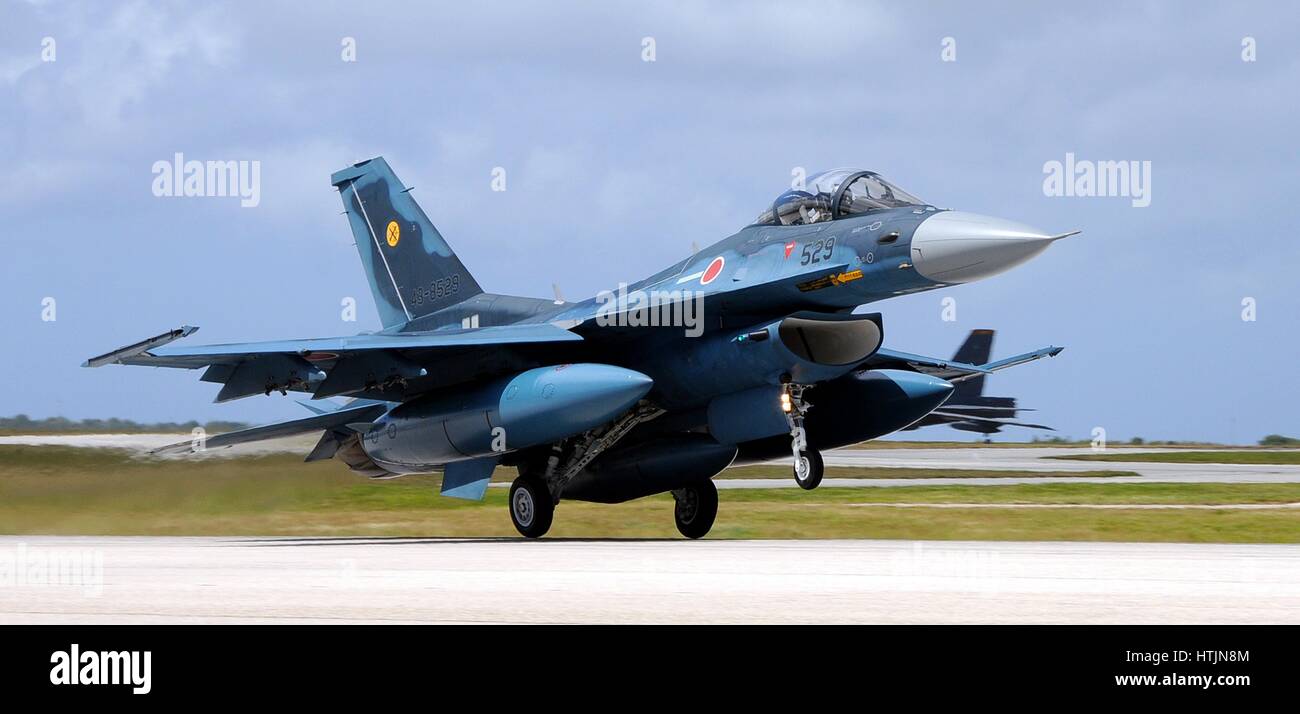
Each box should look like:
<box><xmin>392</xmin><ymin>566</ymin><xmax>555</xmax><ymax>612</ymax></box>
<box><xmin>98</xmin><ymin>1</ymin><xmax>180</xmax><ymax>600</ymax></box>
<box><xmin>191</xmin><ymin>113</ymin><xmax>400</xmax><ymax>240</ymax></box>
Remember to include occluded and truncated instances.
<box><xmin>780</xmin><ymin>392</ymin><xmax>793</xmax><ymax>413</ymax></box>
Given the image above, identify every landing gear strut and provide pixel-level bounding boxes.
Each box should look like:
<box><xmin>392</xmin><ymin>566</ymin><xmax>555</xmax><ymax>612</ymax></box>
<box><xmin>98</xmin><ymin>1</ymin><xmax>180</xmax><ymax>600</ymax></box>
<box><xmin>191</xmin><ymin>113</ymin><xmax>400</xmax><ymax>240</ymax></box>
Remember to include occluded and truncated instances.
<box><xmin>672</xmin><ymin>480</ymin><xmax>718</xmax><ymax>539</ymax></box>
<box><xmin>782</xmin><ymin>382</ymin><xmax>823</xmax><ymax>490</ymax></box>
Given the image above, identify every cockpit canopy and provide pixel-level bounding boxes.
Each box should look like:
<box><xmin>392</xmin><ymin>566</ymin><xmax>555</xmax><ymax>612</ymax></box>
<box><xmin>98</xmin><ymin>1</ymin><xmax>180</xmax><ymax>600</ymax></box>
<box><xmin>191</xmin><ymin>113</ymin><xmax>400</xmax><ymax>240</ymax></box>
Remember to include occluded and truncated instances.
<box><xmin>752</xmin><ymin>169</ymin><xmax>927</xmax><ymax>226</ymax></box>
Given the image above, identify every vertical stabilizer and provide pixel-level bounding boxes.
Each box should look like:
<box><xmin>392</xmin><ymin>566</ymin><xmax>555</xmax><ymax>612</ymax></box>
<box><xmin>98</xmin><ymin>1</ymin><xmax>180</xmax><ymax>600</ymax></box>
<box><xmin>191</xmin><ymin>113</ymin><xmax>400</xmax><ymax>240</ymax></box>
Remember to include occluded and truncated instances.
<box><xmin>331</xmin><ymin>157</ymin><xmax>483</xmax><ymax>328</ymax></box>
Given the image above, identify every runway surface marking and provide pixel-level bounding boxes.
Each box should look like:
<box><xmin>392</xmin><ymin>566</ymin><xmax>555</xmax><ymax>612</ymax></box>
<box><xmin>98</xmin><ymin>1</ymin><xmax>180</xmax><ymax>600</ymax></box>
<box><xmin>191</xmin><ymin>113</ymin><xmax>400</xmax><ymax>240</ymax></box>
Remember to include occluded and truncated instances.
<box><xmin>1</xmin><ymin>536</ymin><xmax>1297</xmax><ymax>624</ymax></box>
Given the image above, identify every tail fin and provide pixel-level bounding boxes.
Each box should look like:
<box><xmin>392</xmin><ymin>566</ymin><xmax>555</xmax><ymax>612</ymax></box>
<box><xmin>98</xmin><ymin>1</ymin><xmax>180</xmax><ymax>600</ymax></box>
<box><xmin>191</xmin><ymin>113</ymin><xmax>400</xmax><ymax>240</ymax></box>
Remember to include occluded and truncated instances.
<box><xmin>950</xmin><ymin>329</ymin><xmax>994</xmax><ymax>401</ymax></box>
<box><xmin>331</xmin><ymin>157</ymin><xmax>483</xmax><ymax>328</ymax></box>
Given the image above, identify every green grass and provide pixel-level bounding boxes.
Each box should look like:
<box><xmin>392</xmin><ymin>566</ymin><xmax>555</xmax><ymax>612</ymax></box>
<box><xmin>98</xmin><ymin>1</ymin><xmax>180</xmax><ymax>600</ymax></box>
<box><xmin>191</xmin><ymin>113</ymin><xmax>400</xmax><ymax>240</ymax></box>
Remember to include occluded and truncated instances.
<box><xmin>719</xmin><ymin>465</ymin><xmax>1137</xmax><ymax>479</ymax></box>
<box><xmin>720</xmin><ymin>481</ymin><xmax>1300</xmax><ymax>505</ymax></box>
<box><xmin>845</xmin><ymin>440</ymin><xmax>1236</xmax><ymax>449</ymax></box>
<box><xmin>1049</xmin><ymin>451</ymin><xmax>1300</xmax><ymax>465</ymax></box>
<box><xmin>1</xmin><ymin>446</ymin><xmax>1298</xmax><ymax>542</ymax></box>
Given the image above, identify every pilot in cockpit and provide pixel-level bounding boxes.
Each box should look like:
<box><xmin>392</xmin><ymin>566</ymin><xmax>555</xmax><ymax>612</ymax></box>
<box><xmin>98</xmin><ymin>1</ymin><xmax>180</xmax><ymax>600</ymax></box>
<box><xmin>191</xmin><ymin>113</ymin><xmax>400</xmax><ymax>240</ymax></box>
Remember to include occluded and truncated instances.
<box><xmin>771</xmin><ymin>189</ymin><xmax>834</xmax><ymax>226</ymax></box>
<box><xmin>752</xmin><ymin>169</ymin><xmax>928</xmax><ymax>227</ymax></box>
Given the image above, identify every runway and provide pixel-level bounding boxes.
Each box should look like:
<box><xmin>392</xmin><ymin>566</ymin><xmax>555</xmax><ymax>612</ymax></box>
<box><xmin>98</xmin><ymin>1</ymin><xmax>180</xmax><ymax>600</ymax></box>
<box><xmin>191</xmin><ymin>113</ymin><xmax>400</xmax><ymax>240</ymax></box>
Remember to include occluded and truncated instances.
<box><xmin>6</xmin><ymin>435</ymin><xmax>1298</xmax><ymax>488</ymax></box>
<box><xmin>2</xmin><ymin>536</ymin><xmax>1297</xmax><ymax>624</ymax></box>
<box><xmin>727</xmin><ymin>447</ymin><xmax>1300</xmax><ymax>488</ymax></box>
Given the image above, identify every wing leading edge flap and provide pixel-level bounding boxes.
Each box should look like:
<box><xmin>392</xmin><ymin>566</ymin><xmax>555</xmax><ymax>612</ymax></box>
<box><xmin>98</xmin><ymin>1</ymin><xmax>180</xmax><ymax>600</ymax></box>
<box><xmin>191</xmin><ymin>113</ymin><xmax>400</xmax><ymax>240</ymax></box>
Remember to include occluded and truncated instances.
<box><xmin>144</xmin><ymin>323</ymin><xmax>584</xmax><ymax>361</ymax></box>
<box><xmin>151</xmin><ymin>401</ymin><xmax>387</xmax><ymax>456</ymax></box>
<box><xmin>83</xmin><ymin>322</ymin><xmax>586</xmax><ymax>401</ymax></box>
<box><xmin>87</xmin><ymin>322</ymin><xmax>584</xmax><ymax>371</ymax></box>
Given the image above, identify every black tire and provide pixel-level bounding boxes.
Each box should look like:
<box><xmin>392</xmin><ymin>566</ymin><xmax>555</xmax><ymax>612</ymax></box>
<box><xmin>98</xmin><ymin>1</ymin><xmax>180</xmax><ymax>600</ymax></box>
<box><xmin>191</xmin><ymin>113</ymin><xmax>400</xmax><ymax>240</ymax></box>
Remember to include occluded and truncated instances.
<box><xmin>794</xmin><ymin>449</ymin><xmax>824</xmax><ymax>490</ymax></box>
<box><xmin>509</xmin><ymin>474</ymin><xmax>554</xmax><ymax>539</ymax></box>
<box><xmin>674</xmin><ymin>479</ymin><xmax>718</xmax><ymax>539</ymax></box>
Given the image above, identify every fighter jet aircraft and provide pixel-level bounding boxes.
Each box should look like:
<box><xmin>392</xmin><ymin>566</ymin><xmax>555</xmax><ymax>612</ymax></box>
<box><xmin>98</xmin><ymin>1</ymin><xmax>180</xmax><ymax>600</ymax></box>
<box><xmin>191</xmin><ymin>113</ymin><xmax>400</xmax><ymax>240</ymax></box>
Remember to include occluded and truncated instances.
<box><xmin>85</xmin><ymin>160</ymin><xmax>1072</xmax><ymax>538</ymax></box>
<box><xmin>902</xmin><ymin>329</ymin><xmax>1058</xmax><ymax>438</ymax></box>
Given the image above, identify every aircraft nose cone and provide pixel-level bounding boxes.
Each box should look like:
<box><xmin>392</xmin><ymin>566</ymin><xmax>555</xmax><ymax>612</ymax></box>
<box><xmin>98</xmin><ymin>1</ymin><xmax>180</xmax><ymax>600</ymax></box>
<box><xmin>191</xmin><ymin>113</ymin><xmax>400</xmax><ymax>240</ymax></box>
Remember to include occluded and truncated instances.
<box><xmin>910</xmin><ymin>211</ymin><xmax>1057</xmax><ymax>283</ymax></box>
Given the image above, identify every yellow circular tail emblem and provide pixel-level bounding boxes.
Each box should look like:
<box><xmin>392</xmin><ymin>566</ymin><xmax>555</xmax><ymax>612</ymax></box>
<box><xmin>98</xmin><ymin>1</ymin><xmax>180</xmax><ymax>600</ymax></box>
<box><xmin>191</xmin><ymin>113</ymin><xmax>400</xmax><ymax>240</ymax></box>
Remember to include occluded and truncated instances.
<box><xmin>385</xmin><ymin>220</ymin><xmax>401</xmax><ymax>247</ymax></box>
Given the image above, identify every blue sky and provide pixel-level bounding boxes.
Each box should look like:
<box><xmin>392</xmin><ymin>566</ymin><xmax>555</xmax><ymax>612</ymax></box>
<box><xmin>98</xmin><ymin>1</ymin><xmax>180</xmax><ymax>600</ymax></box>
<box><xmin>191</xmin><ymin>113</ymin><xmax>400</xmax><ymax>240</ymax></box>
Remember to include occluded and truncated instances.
<box><xmin>1</xmin><ymin>1</ymin><xmax>1296</xmax><ymax>443</ymax></box>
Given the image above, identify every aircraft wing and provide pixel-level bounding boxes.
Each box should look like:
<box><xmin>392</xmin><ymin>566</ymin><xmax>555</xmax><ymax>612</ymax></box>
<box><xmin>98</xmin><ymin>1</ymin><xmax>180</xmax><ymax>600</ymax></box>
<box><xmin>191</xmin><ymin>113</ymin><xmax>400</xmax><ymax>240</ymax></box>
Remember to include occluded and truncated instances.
<box><xmin>925</xmin><ymin>411</ymin><xmax>1055</xmax><ymax>431</ymax></box>
<box><xmin>977</xmin><ymin>345</ymin><xmax>1065</xmax><ymax>374</ymax></box>
<box><xmin>864</xmin><ymin>345</ymin><xmax>1063</xmax><ymax>382</ymax></box>
<box><xmin>84</xmin><ymin>323</ymin><xmax>584</xmax><ymax>402</ymax></box>
<box><xmin>151</xmin><ymin>400</ymin><xmax>388</xmax><ymax>455</ymax></box>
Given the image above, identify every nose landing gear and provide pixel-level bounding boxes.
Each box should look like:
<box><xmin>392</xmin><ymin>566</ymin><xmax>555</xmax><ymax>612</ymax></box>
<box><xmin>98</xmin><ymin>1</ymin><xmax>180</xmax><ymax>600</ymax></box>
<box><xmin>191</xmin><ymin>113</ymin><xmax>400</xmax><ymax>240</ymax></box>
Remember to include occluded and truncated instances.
<box><xmin>783</xmin><ymin>383</ymin><xmax>824</xmax><ymax>489</ymax></box>
<box><xmin>793</xmin><ymin>448</ymin><xmax>824</xmax><ymax>490</ymax></box>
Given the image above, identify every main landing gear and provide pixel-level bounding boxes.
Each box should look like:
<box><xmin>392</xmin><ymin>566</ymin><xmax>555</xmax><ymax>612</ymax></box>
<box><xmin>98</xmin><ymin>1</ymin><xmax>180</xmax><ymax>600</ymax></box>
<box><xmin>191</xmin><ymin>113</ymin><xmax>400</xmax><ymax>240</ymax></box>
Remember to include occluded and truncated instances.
<box><xmin>508</xmin><ymin>474</ymin><xmax>554</xmax><ymax>539</ymax></box>
<box><xmin>671</xmin><ymin>480</ymin><xmax>718</xmax><ymax>539</ymax></box>
<box><xmin>509</xmin><ymin>402</ymin><xmax>665</xmax><ymax>539</ymax></box>
<box><xmin>783</xmin><ymin>382</ymin><xmax>824</xmax><ymax>489</ymax></box>
<box><xmin>510</xmin><ymin>472</ymin><xmax>721</xmax><ymax>539</ymax></box>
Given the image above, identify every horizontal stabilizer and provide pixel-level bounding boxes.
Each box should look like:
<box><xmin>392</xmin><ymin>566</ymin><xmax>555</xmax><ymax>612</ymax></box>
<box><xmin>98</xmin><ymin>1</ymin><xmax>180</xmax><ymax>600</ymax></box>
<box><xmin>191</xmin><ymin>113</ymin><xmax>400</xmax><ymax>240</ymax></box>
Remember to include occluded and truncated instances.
<box><xmin>304</xmin><ymin>429</ymin><xmax>351</xmax><ymax>462</ymax></box>
<box><xmin>296</xmin><ymin>399</ymin><xmax>333</xmax><ymax>416</ymax></box>
<box><xmin>152</xmin><ymin>401</ymin><xmax>387</xmax><ymax>456</ymax></box>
